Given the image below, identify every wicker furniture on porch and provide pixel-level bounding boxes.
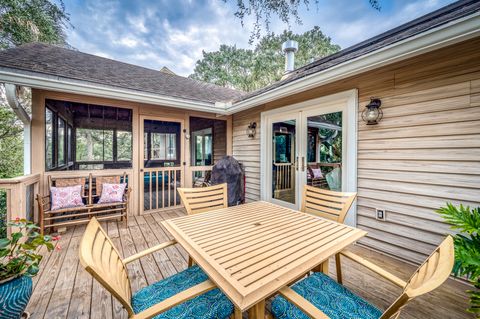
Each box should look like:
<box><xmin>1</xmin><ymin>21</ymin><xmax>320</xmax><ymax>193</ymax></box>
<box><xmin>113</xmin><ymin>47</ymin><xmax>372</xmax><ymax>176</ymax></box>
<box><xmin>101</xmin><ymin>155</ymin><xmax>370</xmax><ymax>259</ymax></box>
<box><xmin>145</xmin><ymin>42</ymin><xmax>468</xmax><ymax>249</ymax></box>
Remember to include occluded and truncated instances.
<box><xmin>37</xmin><ymin>172</ymin><xmax>131</xmax><ymax>234</ymax></box>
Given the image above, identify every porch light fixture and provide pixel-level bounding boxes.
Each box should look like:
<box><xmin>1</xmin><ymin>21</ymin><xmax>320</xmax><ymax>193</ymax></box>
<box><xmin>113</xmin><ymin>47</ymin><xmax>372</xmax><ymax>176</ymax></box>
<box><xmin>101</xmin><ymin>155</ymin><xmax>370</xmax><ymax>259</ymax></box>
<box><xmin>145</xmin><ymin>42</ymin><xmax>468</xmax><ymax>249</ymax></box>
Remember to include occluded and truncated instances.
<box><xmin>247</xmin><ymin>122</ymin><xmax>257</xmax><ymax>138</ymax></box>
<box><xmin>362</xmin><ymin>98</ymin><xmax>382</xmax><ymax>125</ymax></box>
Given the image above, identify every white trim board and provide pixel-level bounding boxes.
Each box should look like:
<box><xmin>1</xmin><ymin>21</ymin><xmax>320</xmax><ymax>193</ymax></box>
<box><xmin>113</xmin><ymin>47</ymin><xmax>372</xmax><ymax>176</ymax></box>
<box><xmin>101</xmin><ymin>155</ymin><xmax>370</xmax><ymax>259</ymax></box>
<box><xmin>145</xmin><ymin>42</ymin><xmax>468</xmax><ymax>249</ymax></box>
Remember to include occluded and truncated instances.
<box><xmin>260</xmin><ymin>89</ymin><xmax>358</xmax><ymax>226</ymax></box>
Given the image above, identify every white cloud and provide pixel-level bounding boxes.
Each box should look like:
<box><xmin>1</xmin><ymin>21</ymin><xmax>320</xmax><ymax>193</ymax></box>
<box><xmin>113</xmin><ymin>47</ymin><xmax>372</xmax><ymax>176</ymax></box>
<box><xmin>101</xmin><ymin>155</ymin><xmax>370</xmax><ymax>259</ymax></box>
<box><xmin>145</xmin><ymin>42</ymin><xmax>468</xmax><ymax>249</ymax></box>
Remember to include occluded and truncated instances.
<box><xmin>63</xmin><ymin>0</ymin><xmax>456</xmax><ymax>76</ymax></box>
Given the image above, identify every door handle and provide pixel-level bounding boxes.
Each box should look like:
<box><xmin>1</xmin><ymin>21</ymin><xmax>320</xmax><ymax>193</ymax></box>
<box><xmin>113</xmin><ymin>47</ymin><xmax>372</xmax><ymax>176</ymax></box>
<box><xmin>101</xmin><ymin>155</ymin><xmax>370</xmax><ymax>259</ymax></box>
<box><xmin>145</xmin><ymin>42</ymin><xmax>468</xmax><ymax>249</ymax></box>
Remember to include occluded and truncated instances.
<box><xmin>301</xmin><ymin>157</ymin><xmax>305</xmax><ymax>172</ymax></box>
<box><xmin>295</xmin><ymin>156</ymin><xmax>299</xmax><ymax>171</ymax></box>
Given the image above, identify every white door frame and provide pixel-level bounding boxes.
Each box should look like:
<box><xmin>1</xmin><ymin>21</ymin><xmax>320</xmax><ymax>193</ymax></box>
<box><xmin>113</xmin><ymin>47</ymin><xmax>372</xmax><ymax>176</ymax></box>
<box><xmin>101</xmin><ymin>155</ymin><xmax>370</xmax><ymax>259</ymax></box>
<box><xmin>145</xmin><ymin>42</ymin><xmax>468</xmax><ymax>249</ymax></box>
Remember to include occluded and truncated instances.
<box><xmin>260</xmin><ymin>89</ymin><xmax>358</xmax><ymax>226</ymax></box>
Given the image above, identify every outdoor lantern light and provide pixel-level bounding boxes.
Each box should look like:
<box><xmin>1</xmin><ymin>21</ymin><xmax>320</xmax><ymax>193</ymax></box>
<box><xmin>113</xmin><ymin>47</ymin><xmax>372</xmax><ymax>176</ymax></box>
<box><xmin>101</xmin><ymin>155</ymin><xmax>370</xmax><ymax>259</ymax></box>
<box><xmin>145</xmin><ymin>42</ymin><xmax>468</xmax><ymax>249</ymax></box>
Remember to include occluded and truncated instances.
<box><xmin>362</xmin><ymin>98</ymin><xmax>383</xmax><ymax>125</ymax></box>
<box><xmin>247</xmin><ymin>122</ymin><xmax>257</xmax><ymax>138</ymax></box>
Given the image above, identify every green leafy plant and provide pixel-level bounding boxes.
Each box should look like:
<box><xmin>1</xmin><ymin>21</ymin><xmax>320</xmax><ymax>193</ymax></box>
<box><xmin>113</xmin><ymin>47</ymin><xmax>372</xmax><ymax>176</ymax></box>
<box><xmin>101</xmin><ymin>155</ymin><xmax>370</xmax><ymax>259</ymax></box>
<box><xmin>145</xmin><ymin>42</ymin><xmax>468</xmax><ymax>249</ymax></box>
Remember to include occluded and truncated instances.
<box><xmin>438</xmin><ymin>203</ymin><xmax>480</xmax><ymax>317</ymax></box>
<box><xmin>0</xmin><ymin>218</ymin><xmax>59</xmax><ymax>282</ymax></box>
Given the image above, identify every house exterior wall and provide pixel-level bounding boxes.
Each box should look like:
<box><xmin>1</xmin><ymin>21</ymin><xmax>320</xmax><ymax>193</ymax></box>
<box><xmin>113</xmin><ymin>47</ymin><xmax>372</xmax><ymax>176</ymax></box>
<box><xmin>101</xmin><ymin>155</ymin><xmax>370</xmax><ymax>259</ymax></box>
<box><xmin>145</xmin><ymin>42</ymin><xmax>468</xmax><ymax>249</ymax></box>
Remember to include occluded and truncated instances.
<box><xmin>232</xmin><ymin>37</ymin><xmax>480</xmax><ymax>264</ymax></box>
<box><xmin>31</xmin><ymin>90</ymin><xmax>232</xmax><ymax>216</ymax></box>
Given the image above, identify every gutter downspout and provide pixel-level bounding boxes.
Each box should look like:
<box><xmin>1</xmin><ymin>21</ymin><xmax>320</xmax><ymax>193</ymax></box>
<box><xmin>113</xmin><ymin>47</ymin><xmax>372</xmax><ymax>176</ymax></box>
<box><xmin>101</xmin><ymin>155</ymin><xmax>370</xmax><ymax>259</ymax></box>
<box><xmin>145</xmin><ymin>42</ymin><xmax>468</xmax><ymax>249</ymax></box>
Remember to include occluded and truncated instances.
<box><xmin>4</xmin><ymin>83</ymin><xmax>31</xmax><ymax>175</ymax></box>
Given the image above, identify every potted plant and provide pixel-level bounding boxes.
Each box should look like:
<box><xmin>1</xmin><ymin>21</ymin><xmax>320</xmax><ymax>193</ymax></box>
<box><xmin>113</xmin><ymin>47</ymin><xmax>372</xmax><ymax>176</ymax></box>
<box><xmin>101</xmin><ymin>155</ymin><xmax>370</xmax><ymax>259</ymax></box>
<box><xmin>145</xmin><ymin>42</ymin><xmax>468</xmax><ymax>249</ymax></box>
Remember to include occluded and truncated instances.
<box><xmin>0</xmin><ymin>218</ymin><xmax>59</xmax><ymax>319</ymax></box>
<box><xmin>438</xmin><ymin>204</ymin><xmax>480</xmax><ymax>318</ymax></box>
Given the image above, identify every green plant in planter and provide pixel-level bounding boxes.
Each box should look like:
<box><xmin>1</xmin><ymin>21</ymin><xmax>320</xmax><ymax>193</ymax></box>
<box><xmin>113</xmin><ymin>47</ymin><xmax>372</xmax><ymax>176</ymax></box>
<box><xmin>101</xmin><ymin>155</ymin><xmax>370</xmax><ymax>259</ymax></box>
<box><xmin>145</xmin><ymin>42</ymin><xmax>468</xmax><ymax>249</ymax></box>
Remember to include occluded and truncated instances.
<box><xmin>0</xmin><ymin>218</ymin><xmax>59</xmax><ymax>319</ymax></box>
<box><xmin>0</xmin><ymin>218</ymin><xmax>59</xmax><ymax>281</ymax></box>
<box><xmin>438</xmin><ymin>204</ymin><xmax>480</xmax><ymax>317</ymax></box>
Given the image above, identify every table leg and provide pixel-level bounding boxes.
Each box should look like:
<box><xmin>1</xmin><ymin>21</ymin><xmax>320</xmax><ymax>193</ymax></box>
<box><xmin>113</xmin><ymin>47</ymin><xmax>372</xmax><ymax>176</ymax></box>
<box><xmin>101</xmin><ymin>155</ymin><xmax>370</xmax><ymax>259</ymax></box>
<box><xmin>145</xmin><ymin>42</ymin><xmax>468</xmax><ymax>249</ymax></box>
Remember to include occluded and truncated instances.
<box><xmin>312</xmin><ymin>259</ymin><xmax>329</xmax><ymax>274</ymax></box>
<box><xmin>248</xmin><ymin>300</ymin><xmax>265</xmax><ymax>319</ymax></box>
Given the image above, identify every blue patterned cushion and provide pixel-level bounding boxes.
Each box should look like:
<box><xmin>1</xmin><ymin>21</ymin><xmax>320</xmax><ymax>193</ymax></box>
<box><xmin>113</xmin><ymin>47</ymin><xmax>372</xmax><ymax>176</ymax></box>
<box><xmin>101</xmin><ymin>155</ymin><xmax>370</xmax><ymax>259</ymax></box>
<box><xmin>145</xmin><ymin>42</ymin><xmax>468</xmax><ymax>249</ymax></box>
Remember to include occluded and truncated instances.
<box><xmin>132</xmin><ymin>265</ymin><xmax>234</xmax><ymax>319</ymax></box>
<box><xmin>271</xmin><ymin>272</ymin><xmax>382</xmax><ymax>319</ymax></box>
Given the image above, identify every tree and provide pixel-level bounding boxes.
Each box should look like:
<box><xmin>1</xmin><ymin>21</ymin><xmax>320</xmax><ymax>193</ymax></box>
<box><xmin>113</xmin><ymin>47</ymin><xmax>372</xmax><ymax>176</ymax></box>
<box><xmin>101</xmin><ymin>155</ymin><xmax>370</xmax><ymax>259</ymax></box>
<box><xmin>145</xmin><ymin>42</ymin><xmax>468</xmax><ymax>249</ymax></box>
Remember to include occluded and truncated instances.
<box><xmin>224</xmin><ymin>0</ymin><xmax>381</xmax><ymax>42</ymax></box>
<box><xmin>0</xmin><ymin>0</ymin><xmax>71</xmax><ymax>235</ymax></box>
<box><xmin>0</xmin><ymin>0</ymin><xmax>70</xmax><ymax>49</ymax></box>
<box><xmin>190</xmin><ymin>27</ymin><xmax>340</xmax><ymax>92</ymax></box>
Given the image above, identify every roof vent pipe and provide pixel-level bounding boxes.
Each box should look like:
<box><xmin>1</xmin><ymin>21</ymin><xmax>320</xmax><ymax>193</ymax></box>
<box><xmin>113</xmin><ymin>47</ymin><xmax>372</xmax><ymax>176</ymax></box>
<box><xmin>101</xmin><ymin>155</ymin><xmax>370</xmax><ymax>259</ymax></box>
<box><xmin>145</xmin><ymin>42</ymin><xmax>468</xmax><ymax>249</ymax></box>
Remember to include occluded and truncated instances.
<box><xmin>282</xmin><ymin>40</ymin><xmax>298</xmax><ymax>73</ymax></box>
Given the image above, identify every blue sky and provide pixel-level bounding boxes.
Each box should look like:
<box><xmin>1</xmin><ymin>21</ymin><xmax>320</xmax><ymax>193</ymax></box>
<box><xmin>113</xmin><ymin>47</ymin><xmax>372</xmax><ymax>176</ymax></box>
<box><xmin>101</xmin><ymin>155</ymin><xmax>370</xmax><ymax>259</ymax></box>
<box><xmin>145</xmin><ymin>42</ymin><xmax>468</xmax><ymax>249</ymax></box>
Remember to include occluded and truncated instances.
<box><xmin>62</xmin><ymin>0</ymin><xmax>456</xmax><ymax>76</ymax></box>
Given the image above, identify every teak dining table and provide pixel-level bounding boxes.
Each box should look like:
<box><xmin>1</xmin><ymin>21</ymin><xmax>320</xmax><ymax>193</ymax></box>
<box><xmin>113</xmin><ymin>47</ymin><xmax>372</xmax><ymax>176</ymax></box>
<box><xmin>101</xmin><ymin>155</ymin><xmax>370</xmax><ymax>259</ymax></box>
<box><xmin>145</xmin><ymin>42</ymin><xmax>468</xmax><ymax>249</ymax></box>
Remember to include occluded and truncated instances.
<box><xmin>162</xmin><ymin>201</ymin><xmax>367</xmax><ymax>318</ymax></box>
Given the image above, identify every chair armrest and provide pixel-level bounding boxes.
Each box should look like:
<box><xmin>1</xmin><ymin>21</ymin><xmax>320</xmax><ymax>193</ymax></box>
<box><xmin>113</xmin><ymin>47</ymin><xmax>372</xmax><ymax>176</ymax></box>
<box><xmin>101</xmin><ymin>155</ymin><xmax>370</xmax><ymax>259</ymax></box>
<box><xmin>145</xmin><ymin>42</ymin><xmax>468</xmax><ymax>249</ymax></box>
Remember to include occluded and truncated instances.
<box><xmin>132</xmin><ymin>280</ymin><xmax>216</xmax><ymax>319</ymax></box>
<box><xmin>279</xmin><ymin>286</ymin><xmax>330</xmax><ymax>319</ymax></box>
<box><xmin>123</xmin><ymin>240</ymin><xmax>177</xmax><ymax>264</ymax></box>
<box><xmin>340</xmin><ymin>251</ymin><xmax>407</xmax><ymax>288</ymax></box>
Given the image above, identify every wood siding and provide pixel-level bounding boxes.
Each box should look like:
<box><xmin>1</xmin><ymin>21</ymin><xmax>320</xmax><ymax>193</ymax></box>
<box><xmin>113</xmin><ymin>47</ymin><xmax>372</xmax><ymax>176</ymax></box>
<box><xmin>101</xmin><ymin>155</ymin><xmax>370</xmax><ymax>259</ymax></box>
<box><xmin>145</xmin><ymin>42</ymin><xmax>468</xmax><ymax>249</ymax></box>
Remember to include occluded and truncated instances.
<box><xmin>232</xmin><ymin>37</ymin><xmax>480</xmax><ymax>264</ymax></box>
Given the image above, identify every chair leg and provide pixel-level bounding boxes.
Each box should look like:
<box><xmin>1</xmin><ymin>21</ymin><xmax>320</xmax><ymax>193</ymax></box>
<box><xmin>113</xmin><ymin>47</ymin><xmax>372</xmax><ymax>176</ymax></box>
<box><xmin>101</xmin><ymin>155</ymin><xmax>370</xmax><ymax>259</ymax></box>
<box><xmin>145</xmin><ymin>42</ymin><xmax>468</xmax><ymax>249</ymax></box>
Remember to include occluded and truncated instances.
<box><xmin>335</xmin><ymin>253</ymin><xmax>343</xmax><ymax>284</ymax></box>
<box><xmin>188</xmin><ymin>256</ymin><xmax>194</xmax><ymax>267</ymax></box>
<box><xmin>232</xmin><ymin>307</ymin><xmax>242</xmax><ymax>319</ymax></box>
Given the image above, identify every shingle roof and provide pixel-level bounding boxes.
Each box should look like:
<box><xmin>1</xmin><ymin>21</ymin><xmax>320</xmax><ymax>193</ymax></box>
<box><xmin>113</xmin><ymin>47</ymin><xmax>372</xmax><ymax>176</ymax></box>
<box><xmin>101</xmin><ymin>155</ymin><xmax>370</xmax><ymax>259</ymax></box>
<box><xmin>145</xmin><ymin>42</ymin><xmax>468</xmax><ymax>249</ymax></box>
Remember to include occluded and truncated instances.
<box><xmin>0</xmin><ymin>43</ymin><xmax>244</xmax><ymax>103</ymax></box>
<box><xmin>235</xmin><ymin>0</ymin><xmax>480</xmax><ymax>102</ymax></box>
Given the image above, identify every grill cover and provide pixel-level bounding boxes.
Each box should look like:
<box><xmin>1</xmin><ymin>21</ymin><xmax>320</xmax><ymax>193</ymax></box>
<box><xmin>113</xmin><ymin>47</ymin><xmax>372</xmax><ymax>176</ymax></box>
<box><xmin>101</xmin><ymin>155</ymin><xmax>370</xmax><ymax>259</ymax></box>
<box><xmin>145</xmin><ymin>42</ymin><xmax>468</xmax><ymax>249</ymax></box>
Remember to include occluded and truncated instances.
<box><xmin>211</xmin><ymin>156</ymin><xmax>245</xmax><ymax>206</ymax></box>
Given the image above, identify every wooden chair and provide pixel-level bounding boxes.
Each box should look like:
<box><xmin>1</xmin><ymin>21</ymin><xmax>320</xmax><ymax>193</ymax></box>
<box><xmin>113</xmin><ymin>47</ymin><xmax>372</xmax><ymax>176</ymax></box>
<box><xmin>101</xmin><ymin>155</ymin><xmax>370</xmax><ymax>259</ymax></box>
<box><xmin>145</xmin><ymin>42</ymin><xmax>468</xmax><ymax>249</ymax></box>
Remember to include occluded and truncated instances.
<box><xmin>178</xmin><ymin>183</ymin><xmax>228</xmax><ymax>215</ymax></box>
<box><xmin>79</xmin><ymin>217</ymin><xmax>236</xmax><ymax>319</ymax></box>
<box><xmin>177</xmin><ymin>183</ymin><xmax>228</xmax><ymax>266</ymax></box>
<box><xmin>301</xmin><ymin>185</ymin><xmax>357</xmax><ymax>223</ymax></box>
<box><xmin>271</xmin><ymin>236</ymin><xmax>454</xmax><ymax>319</ymax></box>
<box><xmin>301</xmin><ymin>185</ymin><xmax>357</xmax><ymax>274</ymax></box>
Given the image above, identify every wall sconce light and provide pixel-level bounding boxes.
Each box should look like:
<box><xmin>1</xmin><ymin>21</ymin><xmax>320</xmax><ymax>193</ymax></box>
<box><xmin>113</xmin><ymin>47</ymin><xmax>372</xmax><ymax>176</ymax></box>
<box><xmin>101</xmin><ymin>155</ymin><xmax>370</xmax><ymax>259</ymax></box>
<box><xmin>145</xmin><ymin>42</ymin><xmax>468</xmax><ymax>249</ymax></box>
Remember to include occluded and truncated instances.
<box><xmin>247</xmin><ymin>122</ymin><xmax>257</xmax><ymax>138</ymax></box>
<box><xmin>362</xmin><ymin>98</ymin><xmax>382</xmax><ymax>125</ymax></box>
<box><xmin>183</xmin><ymin>129</ymin><xmax>190</xmax><ymax>140</ymax></box>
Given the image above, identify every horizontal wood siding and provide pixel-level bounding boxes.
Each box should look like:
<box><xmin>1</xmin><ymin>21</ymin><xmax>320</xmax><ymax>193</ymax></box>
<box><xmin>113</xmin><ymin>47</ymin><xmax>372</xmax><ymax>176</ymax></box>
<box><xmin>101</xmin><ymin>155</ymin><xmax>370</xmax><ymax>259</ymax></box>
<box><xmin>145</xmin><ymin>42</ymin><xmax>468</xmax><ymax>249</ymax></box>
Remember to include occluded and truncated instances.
<box><xmin>232</xmin><ymin>37</ymin><xmax>480</xmax><ymax>264</ymax></box>
<box><xmin>233</xmin><ymin>109</ymin><xmax>262</xmax><ymax>202</ymax></box>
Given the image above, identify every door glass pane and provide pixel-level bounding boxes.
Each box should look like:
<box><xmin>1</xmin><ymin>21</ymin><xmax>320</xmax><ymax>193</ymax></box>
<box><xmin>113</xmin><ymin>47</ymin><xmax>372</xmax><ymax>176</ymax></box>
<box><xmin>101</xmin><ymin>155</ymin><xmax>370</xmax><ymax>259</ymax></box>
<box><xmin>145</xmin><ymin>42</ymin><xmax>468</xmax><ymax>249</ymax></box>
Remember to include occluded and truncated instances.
<box><xmin>58</xmin><ymin>118</ymin><xmax>66</xmax><ymax>165</ymax></box>
<box><xmin>306</xmin><ymin>111</ymin><xmax>342</xmax><ymax>191</ymax></box>
<box><xmin>272</xmin><ymin>120</ymin><xmax>296</xmax><ymax>204</ymax></box>
<box><xmin>45</xmin><ymin>108</ymin><xmax>54</xmax><ymax>169</ymax></box>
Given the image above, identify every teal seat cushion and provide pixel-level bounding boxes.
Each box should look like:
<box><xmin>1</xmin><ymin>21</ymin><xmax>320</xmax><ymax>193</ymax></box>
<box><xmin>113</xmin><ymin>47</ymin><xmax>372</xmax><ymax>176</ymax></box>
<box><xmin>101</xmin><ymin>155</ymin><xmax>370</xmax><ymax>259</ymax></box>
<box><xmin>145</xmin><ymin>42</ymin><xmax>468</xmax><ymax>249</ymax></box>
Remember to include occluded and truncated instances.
<box><xmin>132</xmin><ymin>265</ymin><xmax>234</xmax><ymax>319</ymax></box>
<box><xmin>271</xmin><ymin>272</ymin><xmax>382</xmax><ymax>319</ymax></box>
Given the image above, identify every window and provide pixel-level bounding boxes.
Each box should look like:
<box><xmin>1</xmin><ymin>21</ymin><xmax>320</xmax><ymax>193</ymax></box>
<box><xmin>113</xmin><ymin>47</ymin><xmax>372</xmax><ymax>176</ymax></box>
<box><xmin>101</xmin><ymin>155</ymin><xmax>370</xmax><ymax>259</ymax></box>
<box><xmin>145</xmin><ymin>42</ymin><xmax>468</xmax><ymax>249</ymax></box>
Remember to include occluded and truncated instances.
<box><xmin>58</xmin><ymin>117</ymin><xmax>66</xmax><ymax>166</ymax></box>
<box><xmin>76</xmin><ymin>128</ymin><xmax>113</xmax><ymax>162</ymax></box>
<box><xmin>117</xmin><ymin>131</ymin><xmax>132</xmax><ymax>161</ymax></box>
<box><xmin>67</xmin><ymin>125</ymin><xmax>73</xmax><ymax>163</ymax></box>
<box><xmin>189</xmin><ymin>117</ymin><xmax>226</xmax><ymax>166</ymax></box>
<box><xmin>151</xmin><ymin>133</ymin><xmax>176</xmax><ymax>160</ymax></box>
<box><xmin>45</xmin><ymin>99</ymin><xmax>132</xmax><ymax>171</ymax></box>
<box><xmin>45</xmin><ymin>108</ymin><xmax>54</xmax><ymax>169</ymax></box>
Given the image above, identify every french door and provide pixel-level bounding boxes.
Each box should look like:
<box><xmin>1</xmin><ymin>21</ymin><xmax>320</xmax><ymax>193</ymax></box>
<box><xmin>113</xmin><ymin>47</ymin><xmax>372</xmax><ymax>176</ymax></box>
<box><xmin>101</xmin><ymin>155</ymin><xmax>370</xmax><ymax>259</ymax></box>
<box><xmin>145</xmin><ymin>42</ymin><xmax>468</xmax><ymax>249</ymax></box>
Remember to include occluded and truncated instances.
<box><xmin>262</xmin><ymin>90</ymin><xmax>357</xmax><ymax>224</ymax></box>
<box><xmin>140</xmin><ymin>116</ymin><xmax>185</xmax><ymax>214</ymax></box>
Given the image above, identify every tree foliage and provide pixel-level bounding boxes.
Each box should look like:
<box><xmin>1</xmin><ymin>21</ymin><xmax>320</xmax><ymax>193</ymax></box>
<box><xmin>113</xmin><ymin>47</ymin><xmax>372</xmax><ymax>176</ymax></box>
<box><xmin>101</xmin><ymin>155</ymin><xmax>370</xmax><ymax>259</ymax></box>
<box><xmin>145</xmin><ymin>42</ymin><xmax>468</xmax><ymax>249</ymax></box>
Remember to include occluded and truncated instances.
<box><xmin>0</xmin><ymin>0</ymin><xmax>70</xmax><ymax>49</ymax></box>
<box><xmin>190</xmin><ymin>26</ymin><xmax>340</xmax><ymax>92</ymax></box>
<box><xmin>224</xmin><ymin>0</ymin><xmax>381</xmax><ymax>42</ymax></box>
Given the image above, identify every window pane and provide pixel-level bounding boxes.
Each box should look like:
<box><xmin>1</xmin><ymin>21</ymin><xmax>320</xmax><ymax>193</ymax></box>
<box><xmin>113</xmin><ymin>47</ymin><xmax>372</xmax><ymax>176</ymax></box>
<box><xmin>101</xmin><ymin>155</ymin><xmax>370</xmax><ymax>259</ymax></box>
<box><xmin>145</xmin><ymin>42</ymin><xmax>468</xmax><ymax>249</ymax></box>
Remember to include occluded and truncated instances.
<box><xmin>58</xmin><ymin>118</ymin><xmax>66</xmax><ymax>165</ymax></box>
<box><xmin>103</xmin><ymin>130</ymin><xmax>113</xmax><ymax>161</ymax></box>
<box><xmin>67</xmin><ymin>126</ymin><xmax>72</xmax><ymax>163</ymax></box>
<box><xmin>117</xmin><ymin>131</ymin><xmax>132</xmax><ymax>161</ymax></box>
<box><xmin>76</xmin><ymin>129</ymin><xmax>104</xmax><ymax>161</ymax></box>
<box><xmin>45</xmin><ymin>108</ymin><xmax>54</xmax><ymax>169</ymax></box>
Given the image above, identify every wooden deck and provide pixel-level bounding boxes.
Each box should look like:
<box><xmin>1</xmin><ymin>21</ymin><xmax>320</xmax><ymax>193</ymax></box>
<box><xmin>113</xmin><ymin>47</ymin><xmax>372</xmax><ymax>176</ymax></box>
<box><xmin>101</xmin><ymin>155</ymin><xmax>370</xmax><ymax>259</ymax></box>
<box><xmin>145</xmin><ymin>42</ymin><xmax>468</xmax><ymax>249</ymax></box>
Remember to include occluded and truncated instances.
<box><xmin>26</xmin><ymin>208</ymin><xmax>474</xmax><ymax>319</ymax></box>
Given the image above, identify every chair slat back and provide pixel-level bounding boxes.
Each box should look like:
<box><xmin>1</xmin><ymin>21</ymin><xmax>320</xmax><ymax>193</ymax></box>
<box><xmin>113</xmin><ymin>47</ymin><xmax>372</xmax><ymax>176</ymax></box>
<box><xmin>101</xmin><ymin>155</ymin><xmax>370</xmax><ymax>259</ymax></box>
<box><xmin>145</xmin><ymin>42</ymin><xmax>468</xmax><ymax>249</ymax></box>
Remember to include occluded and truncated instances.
<box><xmin>178</xmin><ymin>183</ymin><xmax>228</xmax><ymax>215</ymax></box>
<box><xmin>301</xmin><ymin>185</ymin><xmax>356</xmax><ymax>223</ymax></box>
<box><xmin>381</xmin><ymin>236</ymin><xmax>454</xmax><ymax>318</ymax></box>
<box><xmin>79</xmin><ymin>218</ymin><xmax>134</xmax><ymax>316</ymax></box>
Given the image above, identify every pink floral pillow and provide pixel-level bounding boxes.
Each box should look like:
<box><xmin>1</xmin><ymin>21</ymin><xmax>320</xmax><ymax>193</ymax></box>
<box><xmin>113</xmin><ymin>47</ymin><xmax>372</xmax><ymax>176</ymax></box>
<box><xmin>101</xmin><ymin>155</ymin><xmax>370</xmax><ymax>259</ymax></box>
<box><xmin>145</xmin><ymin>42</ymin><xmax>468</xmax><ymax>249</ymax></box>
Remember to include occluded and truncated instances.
<box><xmin>98</xmin><ymin>183</ymin><xmax>127</xmax><ymax>204</ymax></box>
<box><xmin>51</xmin><ymin>185</ymin><xmax>85</xmax><ymax>210</ymax></box>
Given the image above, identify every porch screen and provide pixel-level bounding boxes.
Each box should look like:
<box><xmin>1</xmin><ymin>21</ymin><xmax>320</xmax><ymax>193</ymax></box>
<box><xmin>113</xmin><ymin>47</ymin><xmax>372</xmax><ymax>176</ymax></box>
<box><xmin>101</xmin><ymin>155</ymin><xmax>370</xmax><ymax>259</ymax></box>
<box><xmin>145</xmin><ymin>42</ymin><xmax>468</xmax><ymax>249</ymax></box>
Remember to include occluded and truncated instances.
<box><xmin>44</xmin><ymin>99</ymin><xmax>132</xmax><ymax>171</ymax></box>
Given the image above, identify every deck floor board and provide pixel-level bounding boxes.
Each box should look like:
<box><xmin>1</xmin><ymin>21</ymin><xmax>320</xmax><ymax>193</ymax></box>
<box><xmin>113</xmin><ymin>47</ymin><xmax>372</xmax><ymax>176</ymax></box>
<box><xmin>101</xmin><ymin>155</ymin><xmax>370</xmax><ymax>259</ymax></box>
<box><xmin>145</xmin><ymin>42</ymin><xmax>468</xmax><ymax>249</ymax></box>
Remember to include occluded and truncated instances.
<box><xmin>26</xmin><ymin>208</ymin><xmax>474</xmax><ymax>319</ymax></box>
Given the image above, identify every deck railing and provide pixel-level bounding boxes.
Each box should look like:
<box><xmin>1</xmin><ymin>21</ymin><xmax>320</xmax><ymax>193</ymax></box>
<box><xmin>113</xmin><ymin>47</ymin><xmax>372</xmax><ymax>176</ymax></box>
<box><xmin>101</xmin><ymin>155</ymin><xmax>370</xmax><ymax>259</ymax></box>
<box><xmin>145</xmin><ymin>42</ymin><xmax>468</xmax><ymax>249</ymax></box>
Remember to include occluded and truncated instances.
<box><xmin>274</xmin><ymin>163</ymin><xmax>294</xmax><ymax>191</ymax></box>
<box><xmin>0</xmin><ymin>173</ymin><xmax>40</xmax><ymax>236</ymax></box>
<box><xmin>191</xmin><ymin>165</ymin><xmax>213</xmax><ymax>187</ymax></box>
